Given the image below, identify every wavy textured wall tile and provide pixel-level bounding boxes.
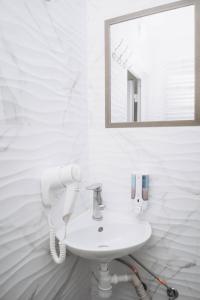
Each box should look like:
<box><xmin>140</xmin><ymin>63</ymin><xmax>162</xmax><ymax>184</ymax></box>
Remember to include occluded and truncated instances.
<box><xmin>0</xmin><ymin>0</ymin><xmax>90</xmax><ymax>300</ymax></box>
<box><xmin>1</xmin><ymin>0</ymin><xmax>200</xmax><ymax>299</ymax></box>
<box><xmin>87</xmin><ymin>0</ymin><xmax>200</xmax><ymax>299</ymax></box>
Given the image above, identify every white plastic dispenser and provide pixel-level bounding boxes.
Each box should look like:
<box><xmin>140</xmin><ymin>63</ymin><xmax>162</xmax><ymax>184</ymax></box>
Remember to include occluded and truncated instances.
<box><xmin>131</xmin><ymin>174</ymin><xmax>149</xmax><ymax>214</ymax></box>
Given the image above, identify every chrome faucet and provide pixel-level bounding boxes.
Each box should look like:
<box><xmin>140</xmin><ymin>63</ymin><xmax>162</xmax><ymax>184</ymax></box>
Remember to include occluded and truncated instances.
<box><xmin>86</xmin><ymin>183</ymin><xmax>104</xmax><ymax>220</ymax></box>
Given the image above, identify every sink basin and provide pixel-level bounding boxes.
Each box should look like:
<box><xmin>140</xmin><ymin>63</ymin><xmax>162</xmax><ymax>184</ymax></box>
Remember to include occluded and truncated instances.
<box><xmin>56</xmin><ymin>210</ymin><xmax>152</xmax><ymax>262</ymax></box>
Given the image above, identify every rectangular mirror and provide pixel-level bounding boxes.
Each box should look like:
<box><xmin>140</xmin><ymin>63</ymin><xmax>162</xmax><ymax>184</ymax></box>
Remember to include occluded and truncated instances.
<box><xmin>105</xmin><ymin>0</ymin><xmax>200</xmax><ymax>127</ymax></box>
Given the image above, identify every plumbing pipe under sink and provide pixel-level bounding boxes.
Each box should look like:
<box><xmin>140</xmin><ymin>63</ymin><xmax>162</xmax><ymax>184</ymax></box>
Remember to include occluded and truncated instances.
<box><xmin>97</xmin><ymin>258</ymin><xmax>178</xmax><ymax>300</ymax></box>
<box><xmin>97</xmin><ymin>262</ymin><xmax>151</xmax><ymax>299</ymax></box>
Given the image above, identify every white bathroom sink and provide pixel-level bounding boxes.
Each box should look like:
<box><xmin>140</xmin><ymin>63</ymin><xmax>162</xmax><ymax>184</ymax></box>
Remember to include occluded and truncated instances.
<box><xmin>56</xmin><ymin>210</ymin><xmax>152</xmax><ymax>262</ymax></box>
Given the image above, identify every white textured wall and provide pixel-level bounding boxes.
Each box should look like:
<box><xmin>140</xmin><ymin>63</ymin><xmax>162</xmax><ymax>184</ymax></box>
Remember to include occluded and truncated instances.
<box><xmin>87</xmin><ymin>0</ymin><xmax>200</xmax><ymax>299</ymax></box>
<box><xmin>1</xmin><ymin>1</ymin><xmax>200</xmax><ymax>299</ymax></box>
<box><xmin>0</xmin><ymin>0</ymin><xmax>90</xmax><ymax>300</ymax></box>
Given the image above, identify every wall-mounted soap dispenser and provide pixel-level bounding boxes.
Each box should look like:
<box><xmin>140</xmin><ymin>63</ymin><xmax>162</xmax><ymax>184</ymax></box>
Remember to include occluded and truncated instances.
<box><xmin>131</xmin><ymin>174</ymin><xmax>149</xmax><ymax>214</ymax></box>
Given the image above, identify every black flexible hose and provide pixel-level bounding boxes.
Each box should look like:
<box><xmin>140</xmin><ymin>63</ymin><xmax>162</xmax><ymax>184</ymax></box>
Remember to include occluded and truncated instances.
<box><xmin>116</xmin><ymin>258</ymin><xmax>134</xmax><ymax>270</ymax></box>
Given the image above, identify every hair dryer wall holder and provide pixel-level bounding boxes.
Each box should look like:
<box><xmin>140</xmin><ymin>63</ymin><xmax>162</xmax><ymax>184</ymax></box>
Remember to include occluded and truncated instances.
<box><xmin>41</xmin><ymin>164</ymin><xmax>81</xmax><ymax>264</ymax></box>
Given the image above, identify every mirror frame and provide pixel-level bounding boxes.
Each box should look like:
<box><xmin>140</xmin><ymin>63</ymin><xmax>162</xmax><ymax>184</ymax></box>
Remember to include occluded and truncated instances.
<box><xmin>105</xmin><ymin>0</ymin><xmax>200</xmax><ymax>128</ymax></box>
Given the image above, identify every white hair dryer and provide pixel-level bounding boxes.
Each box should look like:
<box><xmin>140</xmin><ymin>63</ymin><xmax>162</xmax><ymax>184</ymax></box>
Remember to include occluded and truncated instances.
<box><xmin>41</xmin><ymin>164</ymin><xmax>81</xmax><ymax>264</ymax></box>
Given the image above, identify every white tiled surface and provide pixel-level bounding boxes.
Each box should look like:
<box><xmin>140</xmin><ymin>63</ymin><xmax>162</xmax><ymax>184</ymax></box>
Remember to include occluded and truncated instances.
<box><xmin>0</xmin><ymin>0</ymin><xmax>200</xmax><ymax>299</ymax></box>
<box><xmin>0</xmin><ymin>1</ymin><xmax>90</xmax><ymax>299</ymax></box>
<box><xmin>87</xmin><ymin>0</ymin><xmax>200</xmax><ymax>299</ymax></box>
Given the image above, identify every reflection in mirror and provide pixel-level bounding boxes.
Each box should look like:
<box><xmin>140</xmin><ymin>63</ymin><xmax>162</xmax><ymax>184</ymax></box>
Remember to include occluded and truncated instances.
<box><xmin>106</xmin><ymin>2</ymin><xmax>199</xmax><ymax>126</ymax></box>
<box><xmin>127</xmin><ymin>71</ymin><xmax>141</xmax><ymax>122</ymax></box>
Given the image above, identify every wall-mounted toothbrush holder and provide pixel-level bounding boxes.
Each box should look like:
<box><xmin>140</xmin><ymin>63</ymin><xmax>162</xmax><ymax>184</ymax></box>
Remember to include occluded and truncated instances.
<box><xmin>131</xmin><ymin>174</ymin><xmax>149</xmax><ymax>214</ymax></box>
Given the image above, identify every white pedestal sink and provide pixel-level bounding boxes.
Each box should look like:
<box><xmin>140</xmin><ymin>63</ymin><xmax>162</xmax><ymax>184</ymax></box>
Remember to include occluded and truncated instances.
<box><xmin>56</xmin><ymin>210</ymin><xmax>151</xmax><ymax>262</ymax></box>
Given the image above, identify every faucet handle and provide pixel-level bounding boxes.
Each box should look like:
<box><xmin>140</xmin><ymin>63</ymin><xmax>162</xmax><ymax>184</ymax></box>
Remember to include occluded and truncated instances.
<box><xmin>86</xmin><ymin>183</ymin><xmax>102</xmax><ymax>192</ymax></box>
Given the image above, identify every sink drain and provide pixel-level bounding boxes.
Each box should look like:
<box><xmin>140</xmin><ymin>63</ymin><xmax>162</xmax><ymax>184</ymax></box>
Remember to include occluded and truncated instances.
<box><xmin>98</xmin><ymin>227</ymin><xmax>104</xmax><ymax>232</ymax></box>
<box><xmin>98</xmin><ymin>245</ymin><xmax>109</xmax><ymax>248</ymax></box>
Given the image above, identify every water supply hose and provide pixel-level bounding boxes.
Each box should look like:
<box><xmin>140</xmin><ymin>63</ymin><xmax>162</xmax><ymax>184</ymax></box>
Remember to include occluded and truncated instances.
<box><xmin>48</xmin><ymin>215</ymin><xmax>66</xmax><ymax>264</ymax></box>
<box><xmin>116</xmin><ymin>259</ymin><xmax>147</xmax><ymax>290</ymax></box>
<box><xmin>131</xmin><ymin>274</ymin><xmax>151</xmax><ymax>300</ymax></box>
<box><xmin>116</xmin><ymin>259</ymin><xmax>151</xmax><ymax>300</ymax></box>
